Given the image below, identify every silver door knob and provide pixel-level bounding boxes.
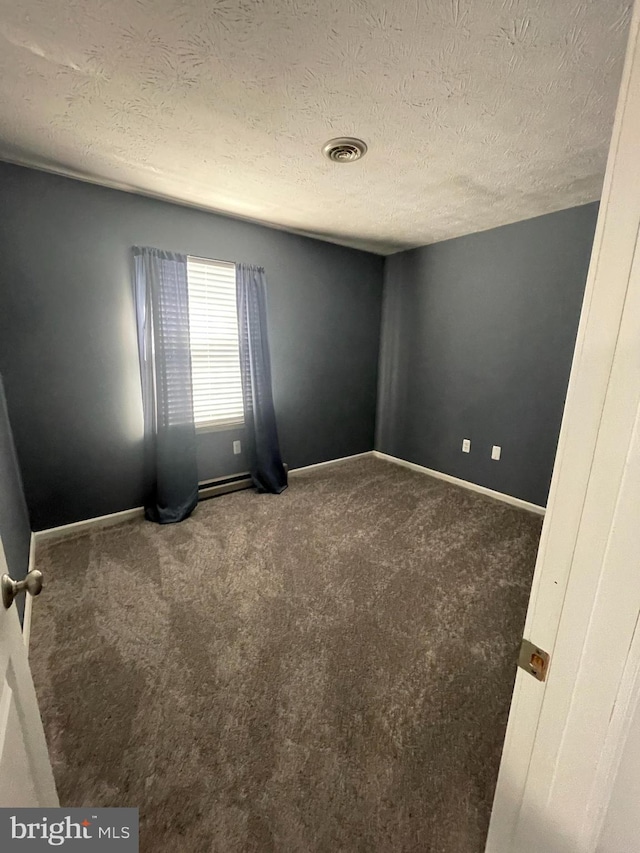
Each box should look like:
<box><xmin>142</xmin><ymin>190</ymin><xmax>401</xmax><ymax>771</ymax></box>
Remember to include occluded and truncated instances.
<box><xmin>1</xmin><ymin>569</ymin><xmax>44</xmax><ymax>610</ymax></box>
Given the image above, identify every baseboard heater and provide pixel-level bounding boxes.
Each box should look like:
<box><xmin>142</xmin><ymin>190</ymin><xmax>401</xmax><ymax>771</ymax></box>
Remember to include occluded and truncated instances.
<box><xmin>198</xmin><ymin>464</ymin><xmax>288</xmax><ymax>501</ymax></box>
<box><xmin>198</xmin><ymin>472</ymin><xmax>252</xmax><ymax>500</ymax></box>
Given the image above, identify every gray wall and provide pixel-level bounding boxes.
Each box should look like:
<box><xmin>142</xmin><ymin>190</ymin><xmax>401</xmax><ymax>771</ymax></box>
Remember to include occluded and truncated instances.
<box><xmin>0</xmin><ymin>163</ymin><xmax>383</xmax><ymax>530</ymax></box>
<box><xmin>376</xmin><ymin>203</ymin><xmax>599</xmax><ymax>507</ymax></box>
<box><xmin>0</xmin><ymin>161</ymin><xmax>597</xmax><ymax>527</ymax></box>
<box><xmin>0</xmin><ymin>375</ymin><xmax>31</xmax><ymax>619</ymax></box>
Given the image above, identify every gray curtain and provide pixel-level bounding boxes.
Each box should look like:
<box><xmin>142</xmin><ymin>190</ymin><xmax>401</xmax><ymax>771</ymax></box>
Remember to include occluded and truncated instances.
<box><xmin>133</xmin><ymin>247</ymin><xmax>198</xmax><ymax>523</ymax></box>
<box><xmin>237</xmin><ymin>264</ymin><xmax>288</xmax><ymax>494</ymax></box>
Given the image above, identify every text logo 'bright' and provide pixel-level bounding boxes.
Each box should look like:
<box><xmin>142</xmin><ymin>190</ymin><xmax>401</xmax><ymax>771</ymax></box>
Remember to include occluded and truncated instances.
<box><xmin>0</xmin><ymin>809</ymin><xmax>138</xmax><ymax>850</ymax></box>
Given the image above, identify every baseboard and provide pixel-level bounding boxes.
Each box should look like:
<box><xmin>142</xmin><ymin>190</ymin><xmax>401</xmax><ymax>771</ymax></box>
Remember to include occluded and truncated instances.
<box><xmin>33</xmin><ymin>506</ymin><xmax>145</xmax><ymax>544</ymax></box>
<box><xmin>31</xmin><ymin>453</ymin><xmax>375</xmax><ymax>544</ymax></box>
<box><xmin>27</xmin><ymin>450</ymin><xmax>541</xmax><ymax>577</ymax></box>
<box><xmin>372</xmin><ymin>451</ymin><xmax>546</xmax><ymax>516</ymax></box>
<box><xmin>289</xmin><ymin>451</ymin><xmax>374</xmax><ymax>475</ymax></box>
<box><xmin>22</xmin><ymin>532</ymin><xmax>37</xmax><ymax>650</ymax></box>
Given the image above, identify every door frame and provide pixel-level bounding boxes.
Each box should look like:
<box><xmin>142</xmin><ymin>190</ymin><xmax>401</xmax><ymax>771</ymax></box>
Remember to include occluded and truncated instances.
<box><xmin>486</xmin><ymin>2</ymin><xmax>640</xmax><ymax>850</ymax></box>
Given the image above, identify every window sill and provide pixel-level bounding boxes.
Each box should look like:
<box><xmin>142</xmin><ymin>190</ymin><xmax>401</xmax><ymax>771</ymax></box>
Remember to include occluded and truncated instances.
<box><xmin>196</xmin><ymin>420</ymin><xmax>245</xmax><ymax>434</ymax></box>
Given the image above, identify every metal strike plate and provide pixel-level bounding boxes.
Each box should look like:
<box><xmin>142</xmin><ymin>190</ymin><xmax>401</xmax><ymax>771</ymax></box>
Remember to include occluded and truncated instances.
<box><xmin>518</xmin><ymin>638</ymin><xmax>550</xmax><ymax>682</ymax></box>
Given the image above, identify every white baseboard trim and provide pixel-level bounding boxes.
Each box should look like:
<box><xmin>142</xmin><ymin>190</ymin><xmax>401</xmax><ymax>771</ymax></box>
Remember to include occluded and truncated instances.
<box><xmin>31</xmin><ymin>451</ymin><xmax>377</xmax><ymax>544</ymax></box>
<box><xmin>33</xmin><ymin>506</ymin><xmax>145</xmax><ymax>544</ymax></box>
<box><xmin>289</xmin><ymin>451</ymin><xmax>374</xmax><ymax>475</ymax></box>
<box><xmin>22</xmin><ymin>532</ymin><xmax>37</xmax><ymax>650</ymax></box>
<box><xmin>372</xmin><ymin>451</ymin><xmax>546</xmax><ymax>515</ymax></box>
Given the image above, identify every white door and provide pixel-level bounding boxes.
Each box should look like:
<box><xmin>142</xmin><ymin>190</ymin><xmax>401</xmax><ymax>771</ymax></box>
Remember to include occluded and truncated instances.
<box><xmin>0</xmin><ymin>534</ymin><xmax>58</xmax><ymax>807</ymax></box>
<box><xmin>487</xmin><ymin>2</ymin><xmax>640</xmax><ymax>850</ymax></box>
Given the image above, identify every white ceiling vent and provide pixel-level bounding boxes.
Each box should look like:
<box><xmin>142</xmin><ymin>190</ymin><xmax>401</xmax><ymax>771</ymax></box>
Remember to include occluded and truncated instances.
<box><xmin>322</xmin><ymin>137</ymin><xmax>368</xmax><ymax>163</ymax></box>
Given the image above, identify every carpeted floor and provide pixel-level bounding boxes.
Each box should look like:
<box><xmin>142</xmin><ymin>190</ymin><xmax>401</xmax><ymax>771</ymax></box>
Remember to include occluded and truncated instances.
<box><xmin>30</xmin><ymin>457</ymin><xmax>541</xmax><ymax>853</ymax></box>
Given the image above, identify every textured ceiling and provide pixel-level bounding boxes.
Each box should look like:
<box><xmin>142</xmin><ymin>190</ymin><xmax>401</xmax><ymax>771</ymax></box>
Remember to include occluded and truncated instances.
<box><xmin>0</xmin><ymin>0</ymin><xmax>632</xmax><ymax>254</ymax></box>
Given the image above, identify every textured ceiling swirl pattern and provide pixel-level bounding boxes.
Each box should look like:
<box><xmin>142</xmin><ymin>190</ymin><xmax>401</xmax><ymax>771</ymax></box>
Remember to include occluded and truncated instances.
<box><xmin>0</xmin><ymin>0</ymin><xmax>632</xmax><ymax>253</ymax></box>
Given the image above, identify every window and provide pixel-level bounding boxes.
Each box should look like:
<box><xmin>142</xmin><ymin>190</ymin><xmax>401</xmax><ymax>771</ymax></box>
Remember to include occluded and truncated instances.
<box><xmin>186</xmin><ymin>256</ymin><xmax>244</xmax><ymax>430</ymax></box>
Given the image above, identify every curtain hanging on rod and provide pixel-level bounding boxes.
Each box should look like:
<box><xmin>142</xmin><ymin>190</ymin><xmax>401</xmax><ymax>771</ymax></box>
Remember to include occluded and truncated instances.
<box><xmin>236</xmin><ymin>264</ymin><xmax>288</xmax><ymax>494</ymax></box>
<box><xmin>133</xmin><ymin>246</ymin><xmax>198</xmax><ymax>523</ymax></box>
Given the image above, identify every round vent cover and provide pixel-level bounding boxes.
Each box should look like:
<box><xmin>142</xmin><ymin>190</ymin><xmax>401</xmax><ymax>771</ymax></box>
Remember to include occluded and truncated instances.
<box><xmin>322</xmin><ymin>137</ymin><xmax>368</xmax><ymax>163</ymax></box>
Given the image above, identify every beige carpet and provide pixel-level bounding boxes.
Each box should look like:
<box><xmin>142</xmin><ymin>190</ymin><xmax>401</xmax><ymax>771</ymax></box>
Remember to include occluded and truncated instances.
<box><xmin>30</xmin><ymin>457</ymin><xmax>541</xmax><ymax>853</ymax></box>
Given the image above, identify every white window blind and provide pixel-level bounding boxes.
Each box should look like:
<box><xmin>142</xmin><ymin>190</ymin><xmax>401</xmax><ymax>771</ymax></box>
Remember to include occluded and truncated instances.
<box><xmin>186</xmin><ymin>256</ymin><xmax>244</xmax><ymax>430</ymax></box>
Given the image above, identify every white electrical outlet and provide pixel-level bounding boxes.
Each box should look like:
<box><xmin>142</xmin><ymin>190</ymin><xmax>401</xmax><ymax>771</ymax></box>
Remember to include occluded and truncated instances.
<box><xmin>491</xmin><ymin>445</ymin><xmax>501</xmax><ymax>461</ymax></box>
<box><xmin>462</xmin><ymin>439</ymin><xmax>471</xmax><ymax>453</ymax></box>
<box><xmin>233</xmin><ymin>440</ymin><xmax>241</xmax><ymax>455</ymax></box>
